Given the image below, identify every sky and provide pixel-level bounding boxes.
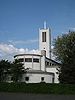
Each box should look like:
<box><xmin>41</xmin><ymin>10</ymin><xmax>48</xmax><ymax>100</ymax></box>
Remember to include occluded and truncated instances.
<box><xmin>0</xmin><ymin>0</ymin><xmax>75</xmax><ymax>61</ymax></box>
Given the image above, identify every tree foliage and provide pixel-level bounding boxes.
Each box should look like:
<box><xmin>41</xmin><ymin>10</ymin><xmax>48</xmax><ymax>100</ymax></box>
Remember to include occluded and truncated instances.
<box><xmin>11</xmin><ymin>59</ymin><xmax>24</xmax><ymax>82</ymax></box>
<box><xmin>0</xmin><ymin>59</ymin><xmax>24</xmax><ymax>82</ymax></box>
<box><xmin>53</xmin><ymin>31</ymin><xmax>75</xmax><ymax>83</ymax></box>
<box><xmin>0</xmin><ymin>60</ymin><xmax>11</xmax><ymax>82</ymax></box>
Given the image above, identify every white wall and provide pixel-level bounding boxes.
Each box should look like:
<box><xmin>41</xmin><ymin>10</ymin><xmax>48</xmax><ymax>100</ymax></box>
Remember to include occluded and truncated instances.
<box><xmin>46</xmin><ymin>67</ymin><xmax>59</xmax><ymax>83</ymax></box>
<box><xmin>41</xmin><ymin>56</ymin><xmax>46</xmax><ymax>71</ymax></box>
<box><xmin>21</xmin><ymin>73</ymin><xmax>54</xmax><ymax>83</ymax></box>
<box><xmin>14</xmin><ymin>54</ymin><xmax>59</xmax><ymax>83</ymax></box>
<box><xmin>15</xmin><ymin>54</ymin><xmax>41</xmax><ymax>70</ymax></box>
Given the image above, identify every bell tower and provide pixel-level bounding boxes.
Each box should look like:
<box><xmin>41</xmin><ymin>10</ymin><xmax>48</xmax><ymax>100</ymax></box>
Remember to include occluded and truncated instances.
<box><xmin>39</xmin><ymin>22</ymin><xmax>51</xmax><ymax>59</ymax></box>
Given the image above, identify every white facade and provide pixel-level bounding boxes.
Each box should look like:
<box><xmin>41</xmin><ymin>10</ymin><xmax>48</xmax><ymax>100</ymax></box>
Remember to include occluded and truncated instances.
<box><xmin>21</xmin><ymin>70</ymin><xmax>54</xmax><ymax>83</ymax></box>
<box><xmin>14</xmin><ymin>22</ymin><xmax>60</xmax><ymax>83</ymax></box>
<box><xmin>14</xmin><ymin>53</ymin><xmax>59</xmax><ymax>83</ymax></box>
<box><xmin>14</xmin><ymin>54</ymin><xmax>41</xmax><ymax>70</ymax></box>
<box><xmin>46</xmin><ymin>67</ymin><xmax>58</xmax><ymax>83</ymax></box>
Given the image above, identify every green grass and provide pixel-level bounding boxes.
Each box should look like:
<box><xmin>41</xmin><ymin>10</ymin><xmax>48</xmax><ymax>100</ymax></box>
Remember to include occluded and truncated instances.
<box><xmin>0</xmin><ymin>82</ymin><xmax>75</xmax><ymax>94</ymax></box>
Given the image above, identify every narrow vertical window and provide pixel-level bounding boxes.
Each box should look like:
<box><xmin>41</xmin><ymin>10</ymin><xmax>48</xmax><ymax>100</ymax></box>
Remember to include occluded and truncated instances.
<box><xmin>25</xmin><ymin>77</ymin><xmax>29</xmax><ymax>81</ymax></box>
<box><xmin>42</xmin><ymin>32</ymin><xmax>46</xmax><ymax>42</ymax></box>
<box><xmin>41</xmin><ymin>77</ymin><xmax>44</xmax><ymax>82</ymax></box>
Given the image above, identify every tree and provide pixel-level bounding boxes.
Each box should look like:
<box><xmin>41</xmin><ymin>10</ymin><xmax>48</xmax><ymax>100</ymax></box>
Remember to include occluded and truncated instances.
<box><xmin>53</xmin><ymin>31</ymin><xmax>75</xmax><ymax>83</ymax></box>
<box><xmin>11</xmin><ymin>59</ymin><xmax>24</xmax><ymax>82</ymax></box>
<box><xmin>0</xmin><ymin>60</ymin><xmax>11</xmax><ymax>82</ymax></box>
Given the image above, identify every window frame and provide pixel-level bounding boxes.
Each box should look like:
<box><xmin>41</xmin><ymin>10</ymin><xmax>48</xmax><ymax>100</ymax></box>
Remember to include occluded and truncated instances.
<box><xmin>25</xmin><ymin>58</ymin><xmax>32</xmax><ymax>62</ymax></box>
<box><xmin>33</xmin><ymin>58</ymin><xmax>39</xmax><ymax>63</ymax></box>
<box><xmin>18</xmin><ymin>58</ymin><xmax>24</xmax><ymax>62</ymax></box>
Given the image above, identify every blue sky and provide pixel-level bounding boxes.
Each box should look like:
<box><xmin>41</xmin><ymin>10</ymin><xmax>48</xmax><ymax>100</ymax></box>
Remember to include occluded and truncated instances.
<box><xmin>0</xmin><ymin>0</ymin><xmax>75</xmax><ymax>60</ymax></box>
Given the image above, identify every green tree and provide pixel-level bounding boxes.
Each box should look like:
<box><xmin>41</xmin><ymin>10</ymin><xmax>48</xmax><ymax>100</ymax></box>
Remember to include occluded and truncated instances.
<box><xmin>53</xmin><ymin>31</ymin><xmax>75</xmax><ymax>83</ymax></box>
<box><xmin>11</xmin><ymin>59</ymin><xmax>24</xmax><ymax>82</ymax></box>
<box><xmin>0</xmin><ymin>60</ymin><xmax>11</xmax><ymax>82</ymax></box>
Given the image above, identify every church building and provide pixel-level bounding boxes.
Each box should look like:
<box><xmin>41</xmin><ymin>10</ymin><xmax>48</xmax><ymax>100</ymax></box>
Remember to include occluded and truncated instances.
<box><xmin>14</xmin><ymin>22</ymin><xmax>60</xmax><ymax>83</ymax></box>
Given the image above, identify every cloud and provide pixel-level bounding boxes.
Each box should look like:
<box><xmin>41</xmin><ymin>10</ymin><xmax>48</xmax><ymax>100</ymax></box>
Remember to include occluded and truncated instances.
<box><xmin>0</xmin><ymin>43</ymin><xmax>55</xmax><ymax>61</ymax></box>
<box><xmin>8</xmin><ymin>39</ymin><xmax>38</xmax><ymax>45</ymax></box>
<box><xmin>0</xmin><ymin>43</ymin><xmax>39</xmax><ymax>61</ymax></box>
<box><xmin>0</xmin><ymin>44</ymin><xmax>17</xmax><ymax>54</ymax></box>
<box><xmin>70</xmin><ymin>28</ymin><xmax>75</xmax><ymax>32</ymax></box>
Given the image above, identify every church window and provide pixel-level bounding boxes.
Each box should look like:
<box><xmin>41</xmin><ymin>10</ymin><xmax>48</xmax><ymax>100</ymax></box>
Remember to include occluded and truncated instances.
<box><xmin>45</xmin><ymin>61</ymin><xmax>49</xmax><ymax>65</ymax></box>
<box><xmin>18</xmin><ymin>58</ymin><xmax>24</xmax><ymax>62</ymax></box>
<box><xmin>25</xmin><ymin>77</ymin><xmax>29</xmax><ymax>81</ymax></box>
<box><xmin>25</xmin><ymin>58</ymin><xmax>32</xmax><ymax>62</ymax></box>
<box><xmin>33</xmin><ymin>58</ymin><xmax>39</xmax><ymax>63</ymax></box>
<box><xmin>42</xmin><ymin>32</ymin><xmax>46</xmax><ymax>42</ymax></box>
<box><xmin>52</xmin><ymin>63</ymin><xmax>54</xmax><ymax>66</ymax></box>
<box><xmin>47</xmin><ymin>62</ymin><xmax>49</xmax><ymax>65</ymax></box>
<box><xmin>41</xmin><ymin>77</ymin><xmax>44</xmax><ymax>81</ymax></box>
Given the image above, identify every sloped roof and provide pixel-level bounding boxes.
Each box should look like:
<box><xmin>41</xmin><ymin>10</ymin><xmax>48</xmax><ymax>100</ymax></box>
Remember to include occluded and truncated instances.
<box><xmin>46</xmin><ymin>57</ymin><xmax>61</xmax><ymax>66</ymax></box>
<box><xmin>26</xmin><ymin>69</ymin><xmax>54</xmax><ymax>75</ymax></box>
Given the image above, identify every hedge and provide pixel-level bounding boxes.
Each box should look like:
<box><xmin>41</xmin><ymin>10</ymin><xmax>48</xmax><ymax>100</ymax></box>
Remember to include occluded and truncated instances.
<box><xmin>0</xmin><ymin>82</ymin><xmax>75</xmax><ymax>94</ymax></box>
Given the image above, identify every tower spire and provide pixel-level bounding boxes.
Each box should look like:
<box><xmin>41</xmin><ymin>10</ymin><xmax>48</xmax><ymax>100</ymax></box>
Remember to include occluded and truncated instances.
<box><xmin>44</xmin><ymin>21</ymin><xmax>46</xmax><ymax>29</ymax></box>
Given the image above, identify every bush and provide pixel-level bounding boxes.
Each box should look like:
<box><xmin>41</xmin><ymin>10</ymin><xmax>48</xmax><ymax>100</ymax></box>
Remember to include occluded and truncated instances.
<box><xmin>0</xmin><ymin>82</ymin><xmax>75</xmax><ymax>94</ymax></box>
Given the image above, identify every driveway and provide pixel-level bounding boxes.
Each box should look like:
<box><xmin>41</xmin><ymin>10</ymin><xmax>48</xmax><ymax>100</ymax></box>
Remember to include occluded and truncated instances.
<box><xmin>0</xmin><ymin>93</ymin><xmax>75</xmax><ymax>100</ymax></box>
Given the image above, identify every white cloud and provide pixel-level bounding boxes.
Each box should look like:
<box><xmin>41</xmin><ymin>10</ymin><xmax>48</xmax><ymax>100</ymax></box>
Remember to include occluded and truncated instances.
<box><xmin>0</xmin><ymin>43</ymin><xmax>39</xmax><ymax>61</ymax></box>
<box><xmin>8</xmin><ymin>39</ymin><xmax>38</xmax><ymax>45</ymax></box>
<box><xmin>0</xmin><ymin>43</ymin><xmax>55</xmax><ymax>61</ymax></box>
<box><xmin>0</xmin><ymin>44</ymin><xmax>18</xmax><ymax>54</ymax></box>
<box><xmin>61</xmin><ymin>31</ymin><xmax>68</xmax><ymax>34</ymax></box>
<box><xmin>70</xmin><ymin>28</ymin><xmax>75</xmax><ymax>31</ymax></box>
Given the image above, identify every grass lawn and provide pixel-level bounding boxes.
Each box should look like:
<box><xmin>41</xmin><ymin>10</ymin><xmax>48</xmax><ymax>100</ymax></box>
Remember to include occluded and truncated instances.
<box><xmin>0</xmin><ymin>82</ymin><xmax>75</xmax><ymax>94</ymax></box>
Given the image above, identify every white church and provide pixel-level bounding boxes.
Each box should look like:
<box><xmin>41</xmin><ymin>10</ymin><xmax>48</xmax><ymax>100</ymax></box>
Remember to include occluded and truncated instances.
<box><xmin>14</xmin><ymin>22</ymin><xmax>60</xmax><ymax>83</ymax></box>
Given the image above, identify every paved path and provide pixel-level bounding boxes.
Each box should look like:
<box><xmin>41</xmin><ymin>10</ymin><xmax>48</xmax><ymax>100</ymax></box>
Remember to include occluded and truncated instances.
<box><xmin>0</xmin><ymin>93</ymin><xmax>75</xmax><ymax>100</ymax></box>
